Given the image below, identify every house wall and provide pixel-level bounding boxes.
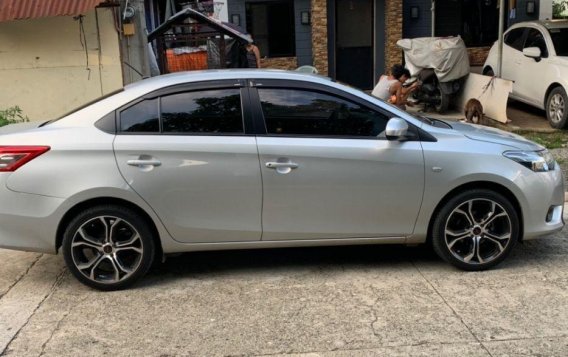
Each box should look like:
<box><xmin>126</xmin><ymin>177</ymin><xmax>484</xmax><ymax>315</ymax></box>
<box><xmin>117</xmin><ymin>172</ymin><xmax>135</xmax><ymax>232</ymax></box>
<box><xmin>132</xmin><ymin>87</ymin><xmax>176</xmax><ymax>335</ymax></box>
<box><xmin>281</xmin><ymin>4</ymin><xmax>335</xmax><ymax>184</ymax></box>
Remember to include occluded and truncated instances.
<box><xmin>404</xmin><ymin>0</ymin><xmax>541</xmax><ymax>39</ymax></box>
<box><xmin>402</xmin><ymin>0</ymin><xmax>540</xmax><ymax>66</ymax></box>
<box><xmin>0</xmin><ymin>9</ymin><xmax>122</xmax><ymax>121</ymax></box>
<box><xmin>509</xmin><ymin>0</ymin><xmax>541</xmax><ymax>25</ymax></box>
<box><xmin>402</xmin><ymin>0</ymin><xmax>431</xmax><ymax>38</ymax></box>
<box><xmin>227</xmin><ymin>0</ymin><xmax>312</xmax><ymax>68</ymax></box>
<box><xmin>312</xmin><ymin>0</ymin><xmax>328</xmax><ymax>74</ymax></box>
<box><xmin>385</xmin><ymin>0</ymin><xmax>403</xmax><ymax>72</ymax></box>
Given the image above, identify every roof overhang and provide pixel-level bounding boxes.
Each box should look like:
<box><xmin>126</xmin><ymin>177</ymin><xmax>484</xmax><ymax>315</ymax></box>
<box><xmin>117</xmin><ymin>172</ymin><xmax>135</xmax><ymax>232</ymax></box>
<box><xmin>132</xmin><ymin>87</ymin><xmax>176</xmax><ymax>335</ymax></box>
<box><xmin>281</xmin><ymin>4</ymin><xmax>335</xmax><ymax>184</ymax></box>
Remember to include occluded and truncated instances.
<box><xmin>0</xmin><ymin>0</ymin><xmax>112</xmax><ymax>23</ymax></box>
<box><xmin>147</xmin><ymin>8</ymin><xmax>252</xmax><ymax>44</ymax></box>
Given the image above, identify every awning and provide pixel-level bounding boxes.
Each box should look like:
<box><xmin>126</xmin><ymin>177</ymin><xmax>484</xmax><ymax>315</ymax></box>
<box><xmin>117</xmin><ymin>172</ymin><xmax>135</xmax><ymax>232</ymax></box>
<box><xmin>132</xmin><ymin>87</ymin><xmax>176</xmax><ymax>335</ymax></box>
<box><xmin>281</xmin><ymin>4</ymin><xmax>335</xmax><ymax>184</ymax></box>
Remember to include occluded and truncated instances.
<box><xmin>147</xmin><ymin>8</ymin><xmax>252</xmax><ymax>44</ymax></box>
<box><xmin>0</xmin><ymin>0</ymin><xmax>109</xmax><ymax>22</ymax></box>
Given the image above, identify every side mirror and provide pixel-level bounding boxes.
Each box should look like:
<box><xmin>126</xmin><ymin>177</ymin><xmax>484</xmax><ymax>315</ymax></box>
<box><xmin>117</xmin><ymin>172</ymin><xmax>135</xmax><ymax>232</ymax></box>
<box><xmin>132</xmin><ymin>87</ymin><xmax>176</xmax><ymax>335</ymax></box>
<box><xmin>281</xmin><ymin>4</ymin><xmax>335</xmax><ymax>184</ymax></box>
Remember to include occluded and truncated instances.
<box><xmin>523</xmin><ymin>47</ymin><xmax>541</xmax><ymax>59</ymax></box>
<box><xmin>385</xmin><ymin>118</ymin><xmax>409</xmax><ymax>140</ymax></box>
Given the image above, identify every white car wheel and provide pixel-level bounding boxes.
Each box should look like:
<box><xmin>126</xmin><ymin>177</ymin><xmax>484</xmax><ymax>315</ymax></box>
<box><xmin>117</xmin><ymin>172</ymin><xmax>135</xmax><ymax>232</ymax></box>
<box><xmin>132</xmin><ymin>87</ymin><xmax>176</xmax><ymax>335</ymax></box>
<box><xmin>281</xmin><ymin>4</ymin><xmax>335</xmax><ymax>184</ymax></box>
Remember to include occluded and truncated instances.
<box><xmin>547</xmin><ymin>87</ymin><xmax>568</xmax><ymax>129</ymax></box>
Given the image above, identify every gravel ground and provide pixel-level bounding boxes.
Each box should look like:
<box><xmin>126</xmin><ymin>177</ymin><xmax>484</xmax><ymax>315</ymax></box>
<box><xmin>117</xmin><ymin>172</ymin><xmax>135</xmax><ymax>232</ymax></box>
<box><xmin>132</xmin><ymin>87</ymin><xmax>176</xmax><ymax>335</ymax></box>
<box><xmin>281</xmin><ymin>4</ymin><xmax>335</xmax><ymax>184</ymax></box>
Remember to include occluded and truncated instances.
<box><xmin>550</xmin><ymin>148</ymin><xmax>568</xmax><ymax>190</ymax></box>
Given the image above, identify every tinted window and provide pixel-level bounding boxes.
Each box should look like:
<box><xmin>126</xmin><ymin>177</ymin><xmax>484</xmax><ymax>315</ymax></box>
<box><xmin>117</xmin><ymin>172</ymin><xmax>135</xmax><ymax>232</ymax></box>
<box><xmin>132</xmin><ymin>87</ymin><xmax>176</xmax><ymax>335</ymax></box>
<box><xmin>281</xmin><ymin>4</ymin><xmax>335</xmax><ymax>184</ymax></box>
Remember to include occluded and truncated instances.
<box><xmin>258</xmin><ymin>88</ymin><xmax>389</xmax><ymax>137</ymax></box>
<box><xmin>120</xmin><ymin>99</ymin><xmax>159</xmax><ymax>133</ymax></box>
<box><xmin>525</xmin><ymin>28</ymin><xmax>548</xmax><ymax>57</ymax></box>
<box><xmin>161</xmin><ymin>89</ymin><xmax>243</xmax><ymax>134</ymax></box>
<box><xmin>549</xmin><ymin>28</ymin><xmax>568</xmax><ymax>56</ymax></box>
<box><xmin>504</xmin><ymin>28</ymin><xmax>525</xmax><ymax>51</ymax></box>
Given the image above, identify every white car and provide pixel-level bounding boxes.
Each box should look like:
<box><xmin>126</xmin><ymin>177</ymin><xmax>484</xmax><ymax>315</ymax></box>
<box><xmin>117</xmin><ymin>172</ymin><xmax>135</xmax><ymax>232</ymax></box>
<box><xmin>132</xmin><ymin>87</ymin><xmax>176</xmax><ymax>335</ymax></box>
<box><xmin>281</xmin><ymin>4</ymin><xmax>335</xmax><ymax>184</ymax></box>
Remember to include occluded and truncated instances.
<box><xmin>483</xmin><ymin>20</ymin><xmax>568</xmax><ymax>128</ymax></box>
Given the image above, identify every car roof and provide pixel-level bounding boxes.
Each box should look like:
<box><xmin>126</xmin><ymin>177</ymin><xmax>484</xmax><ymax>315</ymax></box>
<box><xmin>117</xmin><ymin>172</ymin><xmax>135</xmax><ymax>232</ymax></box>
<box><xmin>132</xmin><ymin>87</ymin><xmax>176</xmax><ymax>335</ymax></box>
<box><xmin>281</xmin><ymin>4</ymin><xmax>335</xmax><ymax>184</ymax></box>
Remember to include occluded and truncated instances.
<box><xmin>509</xmin><ymin>19</ymin><xmax>568</xmax><ymax>31</ymax></box>
<box><xmin>124</xmin><ymin>69</ymin><xmax>333</xmax><ymax>94</ymax></box>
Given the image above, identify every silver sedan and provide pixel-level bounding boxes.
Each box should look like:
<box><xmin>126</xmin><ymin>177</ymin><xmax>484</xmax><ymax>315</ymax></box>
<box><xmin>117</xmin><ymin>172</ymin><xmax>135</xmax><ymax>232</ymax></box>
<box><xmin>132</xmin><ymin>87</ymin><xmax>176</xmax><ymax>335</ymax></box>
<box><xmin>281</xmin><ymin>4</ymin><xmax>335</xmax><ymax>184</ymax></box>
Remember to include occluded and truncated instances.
<box><xmin>0</xmin><ymin>70</ymin><xmax>564</xmax><ymax>290</ymax></box>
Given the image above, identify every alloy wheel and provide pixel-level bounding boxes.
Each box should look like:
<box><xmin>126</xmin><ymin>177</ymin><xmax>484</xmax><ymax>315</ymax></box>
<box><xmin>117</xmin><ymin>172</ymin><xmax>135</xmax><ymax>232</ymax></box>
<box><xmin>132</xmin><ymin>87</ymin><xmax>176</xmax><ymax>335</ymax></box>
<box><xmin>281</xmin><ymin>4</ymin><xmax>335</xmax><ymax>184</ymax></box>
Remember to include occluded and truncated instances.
<box><xmin>549</xmin><ymin>93</ymin><xmax>565</xmax><ymax>125</ymax></box>
<box><xmin>444</xmin><ymin>199</ymin><xmax>512</xmax><ymax>265</ymax></box>
<box><xmin>71</xmin><ymin>216</ymin><xmax>144</xmax><ymax>284</ymax></box>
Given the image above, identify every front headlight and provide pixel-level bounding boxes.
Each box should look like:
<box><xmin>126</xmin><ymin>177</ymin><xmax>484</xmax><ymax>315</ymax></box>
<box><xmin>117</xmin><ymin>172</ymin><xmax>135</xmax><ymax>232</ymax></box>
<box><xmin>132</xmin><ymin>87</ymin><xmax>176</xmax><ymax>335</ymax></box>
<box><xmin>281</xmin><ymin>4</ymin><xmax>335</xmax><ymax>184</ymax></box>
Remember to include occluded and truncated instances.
<box><xmin>503</xmin><ymin>150</ymin><xmax>556</xmax><ymax>172</ymax></box>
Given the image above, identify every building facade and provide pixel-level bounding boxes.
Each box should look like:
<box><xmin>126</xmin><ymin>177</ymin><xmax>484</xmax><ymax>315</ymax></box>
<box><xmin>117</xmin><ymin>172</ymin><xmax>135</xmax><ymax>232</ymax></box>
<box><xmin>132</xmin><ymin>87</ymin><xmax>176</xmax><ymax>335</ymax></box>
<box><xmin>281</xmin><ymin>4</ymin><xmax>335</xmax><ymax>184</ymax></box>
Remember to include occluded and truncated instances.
<box><xmin>223</xmin><ymin>0</ymin><xmax>543</xmax><ymax>89</ymax></box>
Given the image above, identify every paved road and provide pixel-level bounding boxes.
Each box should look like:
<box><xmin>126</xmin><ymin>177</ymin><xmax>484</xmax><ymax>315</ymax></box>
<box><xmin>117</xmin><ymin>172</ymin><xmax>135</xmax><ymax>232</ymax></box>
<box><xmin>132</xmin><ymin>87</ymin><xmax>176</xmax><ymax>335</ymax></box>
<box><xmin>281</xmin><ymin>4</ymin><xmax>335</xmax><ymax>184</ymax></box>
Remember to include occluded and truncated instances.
<box><xmin>1</xmin><ymin>218</ymin><xmax>568</xmax><ymax>356</ymax></box>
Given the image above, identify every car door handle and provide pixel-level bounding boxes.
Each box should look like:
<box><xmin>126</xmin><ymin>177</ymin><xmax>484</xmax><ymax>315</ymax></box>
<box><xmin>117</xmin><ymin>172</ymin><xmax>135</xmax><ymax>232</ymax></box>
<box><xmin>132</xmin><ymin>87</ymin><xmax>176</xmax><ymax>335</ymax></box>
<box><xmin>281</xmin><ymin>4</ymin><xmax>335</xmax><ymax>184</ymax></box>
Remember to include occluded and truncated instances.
<box><xmin>127</xmin><ymin>159</ymin><xmax>162</xmax><ymax>167</ymax></box>
<box><xmin>265</xmin><ymin>162</ymin><xmax>299</xmax><ymax>169</ymax></box>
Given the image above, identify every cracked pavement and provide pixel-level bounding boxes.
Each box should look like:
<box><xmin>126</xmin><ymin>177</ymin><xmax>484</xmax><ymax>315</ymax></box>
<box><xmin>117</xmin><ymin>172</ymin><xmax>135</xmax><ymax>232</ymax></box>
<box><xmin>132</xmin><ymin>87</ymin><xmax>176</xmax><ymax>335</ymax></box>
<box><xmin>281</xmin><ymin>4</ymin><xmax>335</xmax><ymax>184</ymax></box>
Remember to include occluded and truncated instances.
<box><xmin>1</xmin><ymin>215</ymin><xmax>568</xmax><ymax>356</ymax></box>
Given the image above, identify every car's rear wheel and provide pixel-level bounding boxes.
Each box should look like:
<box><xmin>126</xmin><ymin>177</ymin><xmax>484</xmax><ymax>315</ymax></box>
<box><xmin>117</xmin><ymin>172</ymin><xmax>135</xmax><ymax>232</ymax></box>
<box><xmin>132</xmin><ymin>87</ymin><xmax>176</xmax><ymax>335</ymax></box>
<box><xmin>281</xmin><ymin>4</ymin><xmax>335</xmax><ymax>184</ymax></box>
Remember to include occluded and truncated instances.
<box><xmin>546</xmin><ymin>86</ymin><xmax>568</xmax><ymax>129</ymax></box>
<box><xmin>434</xmin><ymin>83</ymin><xmax>450</xmax><ymax>114</ymax></box>
<box><xmin>432</xmin><ymin>189</ymin><xmax>519</xmax><ymax>271</ymax></box>
<box><xmin>62</xmin><ymin>205</ymin><xmax>155</xmax><ymax>291</ymax></box>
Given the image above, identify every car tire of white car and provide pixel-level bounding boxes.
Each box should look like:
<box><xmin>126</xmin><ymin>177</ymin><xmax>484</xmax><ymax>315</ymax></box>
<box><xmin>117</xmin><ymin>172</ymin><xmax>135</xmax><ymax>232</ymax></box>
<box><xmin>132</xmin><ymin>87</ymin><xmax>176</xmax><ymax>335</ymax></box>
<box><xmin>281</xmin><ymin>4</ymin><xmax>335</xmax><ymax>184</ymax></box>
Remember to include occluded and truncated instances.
<box><xmin>431</xmin><ymin>189</ymin><xmax>519</xmax><ymax>271</ymax></box>
<box><xmin>546</xmin><ymin>86</ymin><xmax>568</xmax><ymax>129</ymax></box>
<box><xmin>62</xmin><ymin>205</ymin><xmax>156</xmax><ymax>291</ymax></box>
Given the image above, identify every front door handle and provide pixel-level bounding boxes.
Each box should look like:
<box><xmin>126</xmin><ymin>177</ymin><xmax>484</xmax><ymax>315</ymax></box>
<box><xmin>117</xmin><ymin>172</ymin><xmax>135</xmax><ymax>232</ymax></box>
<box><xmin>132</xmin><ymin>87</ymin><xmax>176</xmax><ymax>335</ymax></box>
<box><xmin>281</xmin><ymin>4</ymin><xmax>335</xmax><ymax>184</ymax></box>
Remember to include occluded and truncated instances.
<box><xmin>127</xmin><ymin>159</ymin><xmax>162</xmax><ymax>167</ymax></box>
<box><xmin>265</xmin><ymin>162</ymin><xmax>299</xmax><ymax>169</ymax></box>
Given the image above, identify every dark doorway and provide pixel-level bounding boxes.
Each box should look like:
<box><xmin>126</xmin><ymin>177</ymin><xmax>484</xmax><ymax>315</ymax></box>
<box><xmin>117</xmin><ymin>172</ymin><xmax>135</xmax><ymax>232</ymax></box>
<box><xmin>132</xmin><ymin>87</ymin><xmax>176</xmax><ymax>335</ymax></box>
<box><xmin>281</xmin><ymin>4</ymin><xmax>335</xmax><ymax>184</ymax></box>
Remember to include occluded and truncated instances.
<box><xmin>335</xmin><ymin>0</ymin><xmax>374</xmax><ymax>89</ymax></box>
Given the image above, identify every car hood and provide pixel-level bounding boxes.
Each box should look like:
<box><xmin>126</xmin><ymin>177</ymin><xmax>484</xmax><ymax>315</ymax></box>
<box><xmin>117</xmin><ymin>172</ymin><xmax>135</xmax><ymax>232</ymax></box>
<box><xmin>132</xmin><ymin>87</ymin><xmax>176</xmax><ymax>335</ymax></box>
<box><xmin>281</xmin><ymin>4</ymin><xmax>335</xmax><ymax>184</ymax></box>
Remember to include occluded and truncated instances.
<box><xmin>450</xmin><ymin>121</ymin><xmax>544</xmax><ymax>150</ymax></box>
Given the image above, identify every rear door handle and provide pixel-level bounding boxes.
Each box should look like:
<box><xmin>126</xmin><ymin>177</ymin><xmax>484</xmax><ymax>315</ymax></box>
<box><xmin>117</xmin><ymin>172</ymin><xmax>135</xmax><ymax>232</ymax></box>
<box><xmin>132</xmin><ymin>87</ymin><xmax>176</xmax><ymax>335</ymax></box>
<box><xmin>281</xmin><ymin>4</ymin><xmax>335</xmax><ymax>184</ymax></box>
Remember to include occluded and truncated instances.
<box><xmin>127</xmin><ymin>159</ymin><xmax>162</xmax><ymax>167</ymax></box>
<box><xmin>265</xmin><ymin>162</ymin><xmax>299</xmax><ymax>169</ymax></box>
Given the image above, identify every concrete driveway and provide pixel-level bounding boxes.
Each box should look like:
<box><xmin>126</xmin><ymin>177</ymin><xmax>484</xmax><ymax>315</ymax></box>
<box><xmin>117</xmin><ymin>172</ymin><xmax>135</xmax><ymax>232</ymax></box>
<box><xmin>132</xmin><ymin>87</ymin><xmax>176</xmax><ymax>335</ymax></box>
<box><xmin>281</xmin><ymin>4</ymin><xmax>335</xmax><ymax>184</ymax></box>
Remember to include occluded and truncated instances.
<box><xmin>1</xmin><ymin>217</ymin><xmax>568</xmax><ymax>356</ymax></box>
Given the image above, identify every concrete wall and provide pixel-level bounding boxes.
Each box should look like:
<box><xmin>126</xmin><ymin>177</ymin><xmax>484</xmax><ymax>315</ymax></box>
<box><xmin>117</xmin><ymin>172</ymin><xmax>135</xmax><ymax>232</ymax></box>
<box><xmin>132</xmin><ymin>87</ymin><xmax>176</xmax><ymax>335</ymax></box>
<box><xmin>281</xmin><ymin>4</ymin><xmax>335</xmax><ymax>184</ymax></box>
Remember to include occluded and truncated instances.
<box><xmin>0</xmin><ymin>9</ymin><xmax>123</xmax><ymax>121</ymax></box>
<box><xmin>541</xmin><ymin>0</ymin><xmax>553</xmax><ymax>19</ymax></box>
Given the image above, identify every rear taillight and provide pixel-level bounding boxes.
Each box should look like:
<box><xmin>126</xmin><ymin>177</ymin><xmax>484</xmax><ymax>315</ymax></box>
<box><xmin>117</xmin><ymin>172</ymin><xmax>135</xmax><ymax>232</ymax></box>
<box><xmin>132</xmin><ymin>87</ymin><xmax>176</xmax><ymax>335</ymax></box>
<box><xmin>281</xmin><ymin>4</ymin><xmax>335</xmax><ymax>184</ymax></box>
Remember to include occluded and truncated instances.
<box><xmin>0</xmin><ymin>146</ymin><xmax>50</xmax><ymax>172</ymax></box>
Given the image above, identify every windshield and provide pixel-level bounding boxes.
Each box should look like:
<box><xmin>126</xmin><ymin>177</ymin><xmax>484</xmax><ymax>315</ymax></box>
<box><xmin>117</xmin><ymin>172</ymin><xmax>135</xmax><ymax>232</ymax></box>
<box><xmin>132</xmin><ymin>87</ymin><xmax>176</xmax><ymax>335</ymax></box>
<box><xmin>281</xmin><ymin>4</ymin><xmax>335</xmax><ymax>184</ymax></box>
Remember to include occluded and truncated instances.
<box><xmin>548</xmin><ymin>28</ymin><xmax>568</xmax><ymax>56</ymax></box>
<box><xmin>41</xmin><ymin>88</ymin><xmax>124</xmax><ymax>126</ymax></box>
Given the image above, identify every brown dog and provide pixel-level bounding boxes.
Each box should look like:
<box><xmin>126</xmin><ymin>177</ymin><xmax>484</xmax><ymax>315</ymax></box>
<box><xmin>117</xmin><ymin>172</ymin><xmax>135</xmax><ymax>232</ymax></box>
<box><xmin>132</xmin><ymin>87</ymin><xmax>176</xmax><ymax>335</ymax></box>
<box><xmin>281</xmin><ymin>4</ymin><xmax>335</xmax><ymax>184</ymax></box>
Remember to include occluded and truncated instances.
<box><xmin>464</xmin><ymin>98</ymin><xmax>484</xmax><ymax>124</ymax></box>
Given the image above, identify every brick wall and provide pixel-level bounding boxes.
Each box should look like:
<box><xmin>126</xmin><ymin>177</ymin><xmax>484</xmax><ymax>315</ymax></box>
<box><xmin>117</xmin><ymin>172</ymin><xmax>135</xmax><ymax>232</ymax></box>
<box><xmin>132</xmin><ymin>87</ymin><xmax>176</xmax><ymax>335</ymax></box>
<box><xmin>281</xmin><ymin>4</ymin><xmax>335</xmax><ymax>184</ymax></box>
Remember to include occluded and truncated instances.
<box><xmin>260</xmin><ymin>57</ymin><xmax>298</xmax><ymax>70</ymax></box>
<box><xmin>385</xmin><ymin>0</ymin><xmax>403</xmax><ymax>73</ymax></box>
<box><xmin>311</xmin><ymin>0</ymin><xmax>328</xmax><ymax>75</ymax></box>
<box><xmin>467</xmin><ymin>47</ymin><xmax>491</xmax><ymax>66</ymax></box>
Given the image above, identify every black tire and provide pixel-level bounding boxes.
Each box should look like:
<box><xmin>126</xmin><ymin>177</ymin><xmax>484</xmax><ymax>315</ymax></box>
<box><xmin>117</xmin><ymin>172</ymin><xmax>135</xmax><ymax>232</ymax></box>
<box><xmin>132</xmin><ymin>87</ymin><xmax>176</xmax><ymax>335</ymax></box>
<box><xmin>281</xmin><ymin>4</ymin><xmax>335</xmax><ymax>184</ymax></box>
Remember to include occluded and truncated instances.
<box><xmin>483</xmin><ymin>67</ymin><xmax>495</xmax><ymax>76</ymax></box>
<box><xmin>435</xmin><ymin>89</ymin><xmax>450</xmax><ymax>114</ymax></box>
<box><xmin>546</xmin><ymin>86</ymin><xmax>568</xmax><ymax>129</ymax></box>
<box><xmin>432</xmin><ymin>189</ymin><xmax>519</xmax><ymax>271</ymax></box>
<box><xmin>62</xmin><ymin>205</ymin><xmax>155</xmax><ymax>291</ymax></box>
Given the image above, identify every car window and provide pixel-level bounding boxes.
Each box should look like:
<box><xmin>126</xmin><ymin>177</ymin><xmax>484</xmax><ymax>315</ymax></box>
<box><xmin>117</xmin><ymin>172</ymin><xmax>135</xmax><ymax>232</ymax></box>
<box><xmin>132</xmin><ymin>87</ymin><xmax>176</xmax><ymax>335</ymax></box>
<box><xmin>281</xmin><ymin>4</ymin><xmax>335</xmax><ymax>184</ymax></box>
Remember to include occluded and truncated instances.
<box><xmin>504</xmin><ymin>28</ymin><xmax>525</xmax><ymax>51</ymax></box>
<box><xmin>257</xmin><ymin>88</ymin><xmax>389</xmax><ymax>137</ymax></box>
<box><xmin>120</xmin><ymin>98</ymin><xmax>160</xmax><ymax>133</ymax></box>
<box><xmin>524</xmin><ymin>28</ymin><xmax>548</xmax><ymax>58</ymax></box>
<box><xmin>161</xmin><ymin>89</ymin><xmax>243</xmax><ymax>134</ymax></box>
<box><xmin>548</xmin><ymin>28</ymin><xmax>568</xmax><ymax>56</ymax></box>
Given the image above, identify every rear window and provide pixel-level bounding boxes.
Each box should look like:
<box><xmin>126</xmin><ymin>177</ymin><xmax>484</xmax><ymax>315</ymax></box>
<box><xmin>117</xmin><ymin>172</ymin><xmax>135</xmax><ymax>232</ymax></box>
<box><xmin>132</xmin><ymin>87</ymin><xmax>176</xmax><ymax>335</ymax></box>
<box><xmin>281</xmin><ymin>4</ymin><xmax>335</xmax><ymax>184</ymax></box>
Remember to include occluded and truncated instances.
<box><xmin>120</xmin><ymin>99</ymin><xmax>160</xmax><ymax>133</ymax></box>
<box><xmin>161</xmin><ymin>89</ymin><xmax>243</xmax><ymax>134</ymax></box>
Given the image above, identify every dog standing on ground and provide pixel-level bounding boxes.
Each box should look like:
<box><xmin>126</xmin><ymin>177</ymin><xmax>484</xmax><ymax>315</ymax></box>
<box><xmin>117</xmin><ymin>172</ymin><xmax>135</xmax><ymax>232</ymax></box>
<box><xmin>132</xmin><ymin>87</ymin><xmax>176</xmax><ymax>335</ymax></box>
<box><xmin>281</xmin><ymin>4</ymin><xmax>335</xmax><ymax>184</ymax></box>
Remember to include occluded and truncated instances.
<box><xmin>464</xmin><ymin>98</ymin><xmax>484</xmax><ymax>124</ymax></box>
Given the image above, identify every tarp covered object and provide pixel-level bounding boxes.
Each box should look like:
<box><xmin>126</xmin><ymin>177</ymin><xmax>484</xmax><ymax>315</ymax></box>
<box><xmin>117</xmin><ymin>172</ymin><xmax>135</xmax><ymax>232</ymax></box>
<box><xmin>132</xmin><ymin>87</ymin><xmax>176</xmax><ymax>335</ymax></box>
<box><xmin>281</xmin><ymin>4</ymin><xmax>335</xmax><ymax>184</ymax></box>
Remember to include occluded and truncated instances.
<box><xmin>397</xmin><ymin>37</ymin><xmax>470</xmax><ymax>83</ymax></box>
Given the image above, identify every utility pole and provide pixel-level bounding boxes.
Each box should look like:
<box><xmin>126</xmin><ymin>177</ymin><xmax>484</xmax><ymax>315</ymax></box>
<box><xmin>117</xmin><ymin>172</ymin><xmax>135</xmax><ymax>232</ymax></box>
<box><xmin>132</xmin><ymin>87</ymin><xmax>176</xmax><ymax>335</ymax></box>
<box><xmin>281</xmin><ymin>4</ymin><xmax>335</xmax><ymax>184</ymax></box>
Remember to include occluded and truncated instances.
<box><xmin>497</xmin><ymin>0</ymin><xmax>505</xmax><ymax>77</ymax></box>
<box><xmin>119</xmin><ymin>0</ymin><xmax>150</xmax><ymax>84</ymax></box>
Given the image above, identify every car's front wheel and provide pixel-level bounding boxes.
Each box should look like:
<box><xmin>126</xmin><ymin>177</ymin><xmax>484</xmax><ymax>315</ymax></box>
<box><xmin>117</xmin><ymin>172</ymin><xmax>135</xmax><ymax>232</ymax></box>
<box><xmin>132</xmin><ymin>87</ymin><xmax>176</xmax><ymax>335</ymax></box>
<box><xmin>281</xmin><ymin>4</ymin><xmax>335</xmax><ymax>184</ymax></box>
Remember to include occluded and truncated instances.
<box><xmin>432</xmin><ymin>189</ymin><xmax>519</xmax><ymax>271</ymax></box>
<box><xmin>546</xmin><ymin>86</ymin><xmax>568</xmax><ymax>129</ymax></box>
<box><xmin>62</xmin><ymin>205</ymin><xmax>155</xmax><ymax>291</ymax></box>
